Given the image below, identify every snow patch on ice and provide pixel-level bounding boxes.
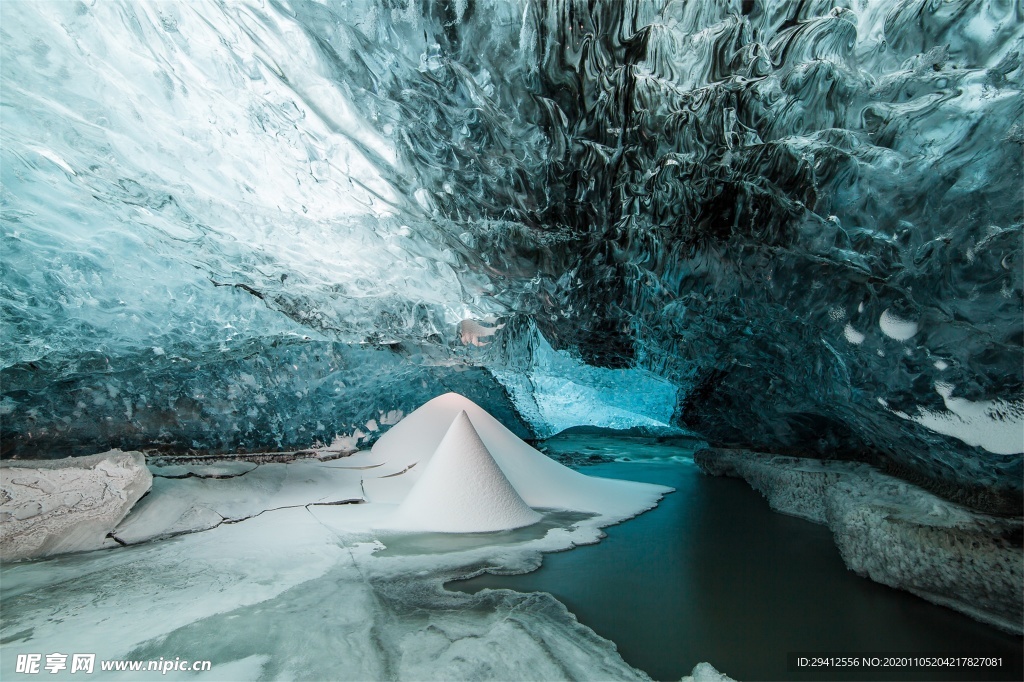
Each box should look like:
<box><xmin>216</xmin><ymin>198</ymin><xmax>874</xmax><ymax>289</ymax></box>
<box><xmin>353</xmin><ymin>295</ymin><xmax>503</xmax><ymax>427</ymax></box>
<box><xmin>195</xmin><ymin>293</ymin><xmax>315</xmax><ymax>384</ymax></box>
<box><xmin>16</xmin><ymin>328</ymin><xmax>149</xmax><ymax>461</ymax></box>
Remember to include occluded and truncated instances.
<box><xmin>886</xmin><ymin>382</ymin><xmax>1024</xmax><ymax>455</ymax></box>
<box><xmin>879</xmin><ymin>308</ymin><xmax>919</xmax><ymax>341</ymax></box>
<box><xmin>682</xmin><ymin>662</ymin><xmax>736</xmax><ymax>682</ymax></box>
<box><xmin>324</xmin><ymin>432</ymin><xmax>364</xmax><ymax>452</ymax></box>
<box><xmin>843</xmin><ymin>323</ymin><xmax>865</xmax><ymax>345</ymax></box>
<box><xmin>112</xmin><ymin>459</ymin><xmax>364</xmax><ymax>544</ymax></box>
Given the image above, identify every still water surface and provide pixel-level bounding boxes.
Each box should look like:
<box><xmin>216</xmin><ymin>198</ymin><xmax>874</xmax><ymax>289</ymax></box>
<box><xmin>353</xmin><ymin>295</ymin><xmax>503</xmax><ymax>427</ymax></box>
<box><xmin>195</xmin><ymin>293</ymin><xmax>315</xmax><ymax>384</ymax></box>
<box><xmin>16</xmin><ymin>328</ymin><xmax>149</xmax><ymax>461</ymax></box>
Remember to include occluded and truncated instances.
<box><xmin>452</xmin><ymin>452</ymin><xmax>1022</xmax><ymax>682</ymax></box>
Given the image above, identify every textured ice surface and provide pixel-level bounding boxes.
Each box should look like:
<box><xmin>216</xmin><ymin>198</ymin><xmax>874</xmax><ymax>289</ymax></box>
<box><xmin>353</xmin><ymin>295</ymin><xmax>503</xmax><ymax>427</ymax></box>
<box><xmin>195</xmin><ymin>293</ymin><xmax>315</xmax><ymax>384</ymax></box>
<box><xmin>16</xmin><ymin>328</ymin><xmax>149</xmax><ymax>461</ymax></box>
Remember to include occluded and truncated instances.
<box><xmin>0</xmin><ymin>340</ymin><xmax>535</xmax><ymax>459</ymax></box>
<box><xmin>0</xmin><ymin>450</ymin><xmax>151</xmax><ymax>560</ymax></box>
<box><xmin>0</xmin><ymin>521</ymin><xmax>651</xmax><ymax>682</ymax></box>
<box><xmin>492</xmin><ymin>329</ymin><xmax>679</xmax><ymax>438</ymax></box>
<box><xmin>387</xmin><ymin>411</ymin><xmax>542</xmax><ymax>533</ymax></box>
<box><xmin>1</xmin><ymin>1</ymin><xmax>1021</xmax><ymax>509</ymax></box>
<box><xmin>696</xmin><ymin>448</ymin><xmax>1024</xmax><ymax>635</ymax></box>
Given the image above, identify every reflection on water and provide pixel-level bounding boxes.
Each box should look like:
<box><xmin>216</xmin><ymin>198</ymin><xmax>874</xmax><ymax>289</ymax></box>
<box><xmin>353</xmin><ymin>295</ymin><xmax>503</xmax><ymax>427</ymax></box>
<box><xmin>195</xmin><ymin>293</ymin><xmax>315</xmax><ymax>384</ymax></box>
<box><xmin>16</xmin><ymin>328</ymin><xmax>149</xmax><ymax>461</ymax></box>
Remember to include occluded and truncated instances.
<box><xmin>538</xmin><ymin>427</ymin><xmax>704</xmax><ymax>467</ymax></box>
<box><xmin>451</xmin><ymin>457</ymin><xmax>1023</xmax><ymax>682</ymax></box>
<box><xmin>375</xmin><ymin>510</ymin><xmax>595</xmax><ymax>557</ymax></box>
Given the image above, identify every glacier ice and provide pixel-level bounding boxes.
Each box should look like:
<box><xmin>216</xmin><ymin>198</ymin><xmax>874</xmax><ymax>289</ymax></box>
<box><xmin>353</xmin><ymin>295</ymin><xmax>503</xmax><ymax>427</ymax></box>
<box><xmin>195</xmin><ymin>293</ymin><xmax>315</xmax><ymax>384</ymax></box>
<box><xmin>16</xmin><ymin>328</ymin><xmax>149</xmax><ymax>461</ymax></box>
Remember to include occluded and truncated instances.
<box><xmin>883</xmin><ymin>381</ymin><xmax>1024</xmax><ymax>456</ymax></box>
<box><xmin>4</xmin><ymin>0</ymin><xmax>1020</xmax><ymax>677</ymax></box>
<box><xmin>1</xmin><ymin>0</ymin><xmax>1022</xmax><ymax>516</ymax></box>
<box><xmin>492</xmin><ymin>327</ymin><xmax>680</xmax><ymax>438</ymax></box>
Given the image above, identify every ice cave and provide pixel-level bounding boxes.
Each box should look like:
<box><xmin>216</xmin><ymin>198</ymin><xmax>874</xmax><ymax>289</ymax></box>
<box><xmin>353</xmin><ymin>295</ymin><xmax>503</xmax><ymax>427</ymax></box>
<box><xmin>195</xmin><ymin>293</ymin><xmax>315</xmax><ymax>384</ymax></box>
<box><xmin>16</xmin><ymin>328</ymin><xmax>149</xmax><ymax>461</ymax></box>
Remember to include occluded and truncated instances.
<box><xmin>1</xmin><ymin>0</ymin><xmax>1022</xmax><ymax>680</ymax></box>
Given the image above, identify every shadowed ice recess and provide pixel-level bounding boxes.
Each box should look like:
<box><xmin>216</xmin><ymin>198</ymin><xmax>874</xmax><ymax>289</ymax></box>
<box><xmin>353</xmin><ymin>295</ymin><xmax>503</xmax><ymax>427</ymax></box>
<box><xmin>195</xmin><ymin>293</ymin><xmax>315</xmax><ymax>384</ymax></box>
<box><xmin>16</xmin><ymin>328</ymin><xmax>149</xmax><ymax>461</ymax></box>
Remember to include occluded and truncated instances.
<box><xmin>1</xmin><ymin>2</ymin><xmax>1021</xmax><ymax>498</ymax></box>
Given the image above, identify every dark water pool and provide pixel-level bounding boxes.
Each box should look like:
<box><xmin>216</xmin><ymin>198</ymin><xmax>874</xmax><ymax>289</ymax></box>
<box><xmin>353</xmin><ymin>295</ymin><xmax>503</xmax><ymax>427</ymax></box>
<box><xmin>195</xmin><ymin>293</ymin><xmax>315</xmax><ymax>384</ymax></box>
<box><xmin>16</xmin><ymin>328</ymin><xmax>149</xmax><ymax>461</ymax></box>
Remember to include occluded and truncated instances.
<box><xmin>451</xmin><ymin>459</ymin><xmax>1022</xmax><ymax>682</ymax></box>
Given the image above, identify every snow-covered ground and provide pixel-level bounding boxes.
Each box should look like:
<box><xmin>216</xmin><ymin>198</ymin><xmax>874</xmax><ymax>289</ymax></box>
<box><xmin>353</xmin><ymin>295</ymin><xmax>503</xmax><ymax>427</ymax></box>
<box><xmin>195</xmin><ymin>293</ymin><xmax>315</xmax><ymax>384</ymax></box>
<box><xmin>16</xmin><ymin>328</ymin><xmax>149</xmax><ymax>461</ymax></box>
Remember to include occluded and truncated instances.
<box><xmin>1</xmin><ymin>394</ymin><xmax>687</xmax><ymax>681</ymax></box>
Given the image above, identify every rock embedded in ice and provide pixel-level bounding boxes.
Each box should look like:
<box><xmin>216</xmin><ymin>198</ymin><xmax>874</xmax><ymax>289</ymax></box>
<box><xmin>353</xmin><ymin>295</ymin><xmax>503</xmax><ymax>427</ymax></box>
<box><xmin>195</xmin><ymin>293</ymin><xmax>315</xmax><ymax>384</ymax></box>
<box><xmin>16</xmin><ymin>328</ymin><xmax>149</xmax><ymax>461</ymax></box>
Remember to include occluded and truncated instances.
<box><xmin>695</xmin><ymin>448</ymin><xmax>1024</xmax><ymax>635</ymax></box>
<box><xmin>386</xmin><ymin>411</ymin><xmax>542</xmax><ymax>533</ymax></box>
<box><xmin>0</xmin><ymin>450</ymin><xmax>152</xmax><ymax>561</ymax></box>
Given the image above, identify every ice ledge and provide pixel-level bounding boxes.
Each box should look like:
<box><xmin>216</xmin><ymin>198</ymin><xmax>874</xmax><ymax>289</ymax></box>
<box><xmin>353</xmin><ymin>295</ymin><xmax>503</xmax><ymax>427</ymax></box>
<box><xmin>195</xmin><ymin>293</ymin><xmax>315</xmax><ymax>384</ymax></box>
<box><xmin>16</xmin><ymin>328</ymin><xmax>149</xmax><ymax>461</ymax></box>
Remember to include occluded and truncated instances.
<box><xmin>1</xmin><ymin>450</ymin><xmax>152</xmax><ymax>561</ymax></box>
<box><xmin>695</xmin><ymin>448</ymin><xmax>1023</xmax><ymax>636</ymax></box>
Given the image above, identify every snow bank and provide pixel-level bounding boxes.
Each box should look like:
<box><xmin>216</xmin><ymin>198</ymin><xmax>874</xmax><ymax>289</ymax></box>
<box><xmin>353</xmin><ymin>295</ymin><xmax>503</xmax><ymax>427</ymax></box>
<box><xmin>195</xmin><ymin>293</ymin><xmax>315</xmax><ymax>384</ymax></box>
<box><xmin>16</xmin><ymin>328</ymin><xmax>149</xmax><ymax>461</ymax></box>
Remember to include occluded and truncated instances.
<box><xmin>1</xmin><ymin>450</ymin><xmax>151</xmax><ymax>560</ymax></box>
<box><xmin>696</xmin><ymin>448</ymin><xmax>1023</xmax><ymax>635</ymax></box>
<box><xmin>365</xmin><ymin>392</ymin><xmax>670</xmax><ymax>518</ymax></box>
<box><xmin>386</xmin><ymin>411</ymin><xmax>542</xmax><ymax>532</ymax></box>
<box><xmin>109</xmin><ymin>393</ymin><xmax>670</xmax><ymax>545</ymax></box>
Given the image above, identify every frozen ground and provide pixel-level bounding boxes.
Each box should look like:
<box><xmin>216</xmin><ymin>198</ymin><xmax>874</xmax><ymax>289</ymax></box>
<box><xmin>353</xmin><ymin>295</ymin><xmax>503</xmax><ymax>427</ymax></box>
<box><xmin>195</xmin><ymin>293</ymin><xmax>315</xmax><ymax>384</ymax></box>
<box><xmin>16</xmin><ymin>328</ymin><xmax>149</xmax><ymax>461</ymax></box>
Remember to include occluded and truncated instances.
<box><xmin>1</xmin><ymin>395</ymin><xmax>680</xmax><ymax>681</ymax></box>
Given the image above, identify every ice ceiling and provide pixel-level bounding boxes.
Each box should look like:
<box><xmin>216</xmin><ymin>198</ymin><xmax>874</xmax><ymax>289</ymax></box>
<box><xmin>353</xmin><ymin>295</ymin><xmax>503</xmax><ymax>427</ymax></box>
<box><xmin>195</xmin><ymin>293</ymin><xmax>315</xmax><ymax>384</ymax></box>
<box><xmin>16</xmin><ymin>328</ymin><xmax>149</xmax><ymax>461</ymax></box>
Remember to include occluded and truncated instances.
<box><xmin>1</xmin><ymin>1</ymin><xmax>1021</xmax><ymax>512</ymax></box>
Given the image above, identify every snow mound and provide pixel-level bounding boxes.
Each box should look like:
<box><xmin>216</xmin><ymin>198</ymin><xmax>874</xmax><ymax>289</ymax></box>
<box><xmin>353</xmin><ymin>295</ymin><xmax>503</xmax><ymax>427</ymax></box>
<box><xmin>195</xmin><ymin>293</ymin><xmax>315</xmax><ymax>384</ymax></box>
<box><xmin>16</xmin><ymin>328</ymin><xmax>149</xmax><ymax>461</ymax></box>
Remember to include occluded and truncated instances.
<box><xmin>386</xmin><ymin>411</ymin><xmax>542</xmax><ymax>533</ymax></box>
<box><xmin>368</xmin><ymin>392</ymin><xmax>669</xmax><ymax>518</ymax></box>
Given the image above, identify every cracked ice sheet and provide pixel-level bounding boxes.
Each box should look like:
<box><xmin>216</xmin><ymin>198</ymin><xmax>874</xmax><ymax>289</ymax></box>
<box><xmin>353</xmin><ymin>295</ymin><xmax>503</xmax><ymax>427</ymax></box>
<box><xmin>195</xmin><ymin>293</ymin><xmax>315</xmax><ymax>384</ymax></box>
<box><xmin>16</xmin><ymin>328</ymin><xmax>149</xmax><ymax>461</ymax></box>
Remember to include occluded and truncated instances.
<box><xmin>2</xmin><ymin>494</ymin><xmax>652</xmax><ymax>681</ymax></box>
<box><xmin>150</xmin><ymin>461</ymin><xmax>260</xmax><ymax>479</ymax></box>
<box><xmin>112</xmin><ymin>460</ymin><xmax>365</xmax><ymax>544</ymax></box>
<box><xmin>0</xmin><ymin>507</ymin><xmax>354</xmax><ymax>671</ymax></box>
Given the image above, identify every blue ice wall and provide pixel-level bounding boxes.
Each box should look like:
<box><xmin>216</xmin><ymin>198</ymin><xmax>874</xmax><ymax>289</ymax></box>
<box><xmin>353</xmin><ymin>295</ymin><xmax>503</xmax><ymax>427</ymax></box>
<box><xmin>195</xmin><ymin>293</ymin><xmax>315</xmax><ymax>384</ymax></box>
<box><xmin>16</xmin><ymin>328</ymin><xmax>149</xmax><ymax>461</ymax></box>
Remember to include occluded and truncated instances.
<box><xmin>1</xmin><ymin>1</ymin><xmax>1021</xmax><ymax>511</ymax></box>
